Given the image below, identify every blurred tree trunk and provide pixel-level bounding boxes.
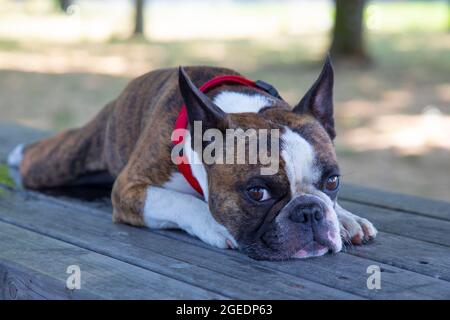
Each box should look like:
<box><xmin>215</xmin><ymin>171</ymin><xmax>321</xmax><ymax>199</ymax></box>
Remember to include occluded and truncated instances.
<box><xmin>134</xmin><ymin>0</ymin><xmax>145</xmax><ymax>36</ymax></box>
<box><xmin>330</xmin><ymin>0</ymin><xmax>369</xmax><ymax>62</ymax></box>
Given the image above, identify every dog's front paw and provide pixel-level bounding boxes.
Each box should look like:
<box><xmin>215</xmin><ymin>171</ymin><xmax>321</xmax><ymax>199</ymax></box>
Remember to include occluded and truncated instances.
<box><xmin>199</xmin><ymin>222</ymin><xmax>237</xmax><ymax>249</ymax></box>
<box><xmin>184</xmin><ymin>213</ymin><xmax>237</xmax><ymax>250</ymax></box>
<box><xmin>335</xmin><ymin>203</ymin><xmax>377</xmax><ymax>245</ymax></box>
<box><xmin>340</xmin><ymin>215</ymin><xmax>377</xmax><ymax>245</ymax></box>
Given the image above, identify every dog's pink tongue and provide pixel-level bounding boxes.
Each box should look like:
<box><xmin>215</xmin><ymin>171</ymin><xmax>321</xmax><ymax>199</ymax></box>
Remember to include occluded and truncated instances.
<box><xmin>293</xmin><ymin>242</ymin><xmax>329</xmax><ymax>259</ymax></box>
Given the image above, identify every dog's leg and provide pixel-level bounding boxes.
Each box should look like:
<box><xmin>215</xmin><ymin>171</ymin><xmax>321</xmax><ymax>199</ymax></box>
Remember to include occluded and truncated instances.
<box><xmin>111</xmin><ymin>174</ymin><xmax>237</xmax><ymax>249</ymax></box>
<box><xmin>12</xmin><ymin>102</ymin><xmax>114</xmax><ymax>189</ymax></box>
<box><xmin>17</xmin><ymin>129</ymin><xmax>106</xmax><ymax>189</ymax></box>
<box><xmin>335</xmin><ymin>202</ymin><xmax>377</xmax><ymax>245</ymax></box>
<box><xmin>144</xmin><ymin>187</ymin><xmax>237</xmax><ymax>249</ymax></box>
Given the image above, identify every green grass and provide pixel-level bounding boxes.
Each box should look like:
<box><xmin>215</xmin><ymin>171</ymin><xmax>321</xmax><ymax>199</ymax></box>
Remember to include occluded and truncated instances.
<box><xmin>0</xmin><ymin>39</ymin><xmax>22</xmax><ymax>51</ymax></box>
<box><xmin>0</xmin><ymin>164</ymin><xmax>15</xmax><ymax>188</ymax></box>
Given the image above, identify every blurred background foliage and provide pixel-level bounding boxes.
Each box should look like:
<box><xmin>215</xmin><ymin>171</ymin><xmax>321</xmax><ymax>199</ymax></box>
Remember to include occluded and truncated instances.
<box><xmin>0</xmin><ymin>0</ymin><xmax>448</xmax><ymax>201</ymax></box>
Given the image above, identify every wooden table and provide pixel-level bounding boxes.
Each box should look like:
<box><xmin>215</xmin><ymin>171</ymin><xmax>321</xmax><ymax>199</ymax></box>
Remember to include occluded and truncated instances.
<box><xmin>1</xmin><ymin>123</ymin><xmax>449</xmax><ymax>299</ymax></box>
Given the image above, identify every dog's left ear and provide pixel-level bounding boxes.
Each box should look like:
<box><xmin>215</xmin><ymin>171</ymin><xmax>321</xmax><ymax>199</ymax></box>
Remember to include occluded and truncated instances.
<box><xmin>178</xmin><ymin>66</ymin><xmax>230</xmax><ymax>134</ymax></box>
<box><xmin>292</xmin><ymin>55</ymin><xmax>335</xmax><ymax>140</ymax></box>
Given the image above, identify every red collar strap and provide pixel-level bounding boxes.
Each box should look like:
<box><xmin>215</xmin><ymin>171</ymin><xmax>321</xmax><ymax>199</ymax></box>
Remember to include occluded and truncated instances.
<box><xmin>172</xmin><ymin>74</ymin><xmax>282</xmax><ymax>197</ymax></box>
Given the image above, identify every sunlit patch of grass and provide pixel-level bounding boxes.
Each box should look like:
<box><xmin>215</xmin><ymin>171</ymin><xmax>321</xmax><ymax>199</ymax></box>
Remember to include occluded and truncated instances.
<box><xmin>342</xmin><ymin>112</ymin><xmax>450</xmax><ymax>155</ymax></box>
<box><xmin>367</xmin><ymin>1</ymin><xmax>448</xmax><ymax>33</ymax></box>
<box><xmin>367</xmin><ymin>32</ymin><xmax>450</xmax><ymax>88</ymax></box>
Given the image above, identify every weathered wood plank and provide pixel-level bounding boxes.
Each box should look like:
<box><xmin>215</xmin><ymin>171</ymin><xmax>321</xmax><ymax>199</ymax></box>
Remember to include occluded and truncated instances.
<box><xmin>270</xmin><ymin>252</ymin><xmax>450</xmax><ymax>299</ymax></box>
<box><xmin>0</xmin><ymin>221</ymin><xmax>226</xmax><ymax>300</ymax></box>
<box><xmin>0</xmin><ymin>259</ymin><xmax>96</xmax><ymax>300</ymax></box>
<box><xmin>157</xmin><ymin>225</ymin><xmax>450</xmax><ymax>285</ymax></box>
<box><xmin>341</xmin><ymin>185</ymin><xmax>450</xmax><ymax>221</ymax></box>
<box><xmin>47</xmin><ymin>188</ymin><xmax>450</xmax><ymax>284</ymax></box>
<box><xmin>345</xmin><ymin>232</ymin><xmax>450</xmax><ymax>282</ymax></box>
<box><xmin>4</xmin><ymin>188</ymin><xmax>450</xmax><ymax>299</ymax></box>
<box><xmin>0</xmin><ymin>187</ymin><xmax>360</xmax><ymax>299</ymax></box>
<box><xmin>158</xmin><ymin>229</ymin><xmax>450</xmax><ymax>299</ymax></box>
<box><xmin>340</xmin><ymin>200</ymin><xmax>450</xmax><ymax>247</ymax></box>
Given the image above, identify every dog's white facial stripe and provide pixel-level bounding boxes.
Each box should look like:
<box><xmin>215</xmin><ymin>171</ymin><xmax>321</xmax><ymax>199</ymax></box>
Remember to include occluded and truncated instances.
<box><xmin>281</xmin><ymin>127</ymin><xmax>319</xmax><ymax>195</ymax></box>
<box><xmin>213</xmin><ymin>92</ymin><xmax>273</xmax><ymax>114</ymax></box>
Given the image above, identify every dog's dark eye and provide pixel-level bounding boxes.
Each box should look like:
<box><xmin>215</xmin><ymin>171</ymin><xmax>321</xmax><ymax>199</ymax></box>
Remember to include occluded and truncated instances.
<box><xmin>324</xmin><ymin>175</ymin><xmax>340</xmax><ymax>192</ymax></box>
<box><xmin>247</xmin><ymin>187</ymin><xmax>271</xmax><ymax>202</ymax></box>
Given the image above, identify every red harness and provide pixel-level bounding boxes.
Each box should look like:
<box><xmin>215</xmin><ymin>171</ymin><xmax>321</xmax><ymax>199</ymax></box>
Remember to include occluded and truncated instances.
<box><xmin>172</xmin><ymin>75</ymin><xmax>281</xmax><ymax>197</ymax></box>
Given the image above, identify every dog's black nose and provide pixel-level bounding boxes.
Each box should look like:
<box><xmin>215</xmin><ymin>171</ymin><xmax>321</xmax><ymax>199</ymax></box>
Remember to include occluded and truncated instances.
<box><xmin>289</xmin><ymin>203</ymin><xmax>324</xmax><ymax>224</ymax></box>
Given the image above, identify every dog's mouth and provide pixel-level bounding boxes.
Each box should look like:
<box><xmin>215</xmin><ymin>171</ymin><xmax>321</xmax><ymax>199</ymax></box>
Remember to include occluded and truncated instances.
<box><xmin>292</xmin><ymin>241</ymin><xmax>331</xmax><ymax>259</ymax></box>
<box><xmin>241</xmin><ymin>229</ymin><xmax>339</xmax><ymax>261</ymax></box>
<box><xmin>239</xmin><ymin>196</ymin><xmax>342</xmax><ymax>261</ymax></box>
<box><xmin>241</xmin><ymin>238</ymin><xmax>336</xmax><ymax>261</ymax></box>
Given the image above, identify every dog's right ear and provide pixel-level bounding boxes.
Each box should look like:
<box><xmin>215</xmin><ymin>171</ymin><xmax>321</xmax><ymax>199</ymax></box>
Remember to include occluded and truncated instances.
<box><xmin>178</xmin><ymin>67</ymin><xmax>230</xmax><ymax>134</ymax></box>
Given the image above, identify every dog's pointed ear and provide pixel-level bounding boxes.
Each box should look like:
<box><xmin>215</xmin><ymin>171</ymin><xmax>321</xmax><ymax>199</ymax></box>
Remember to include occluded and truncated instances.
<box><xmin>178</xmin><ymin>66</ymin><xmax>229</xmax><ymax>133</ymax></box>
<box><xmin>292</xmin><ymin>55</ymin><xmax>335</xmax><ymax>139</ymax></box>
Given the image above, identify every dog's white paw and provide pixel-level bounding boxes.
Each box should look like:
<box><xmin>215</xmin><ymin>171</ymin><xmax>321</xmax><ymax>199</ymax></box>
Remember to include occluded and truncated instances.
<box><xmin>144</xmin><ymin>187</ymin><xmax>238</xmax><ymax>250</ymax></box>
<box><xmin>201</xmin><ymin>223</ymin><xmax>237</xmax><ymax>249</ymax></box>
<box><xmin>7</xmin><ymin>144</ymin><xmax>24</xmax><ymax>168</ymax></box>
<box><xmin>335</xmin><ymin>203</ymin><xmax>377</xmax><ymax>245</ymax></box>
<box><xmin>189</xmin><ymin>216</ymin><xmax>237</xmax><ymax>250</ymax></box>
